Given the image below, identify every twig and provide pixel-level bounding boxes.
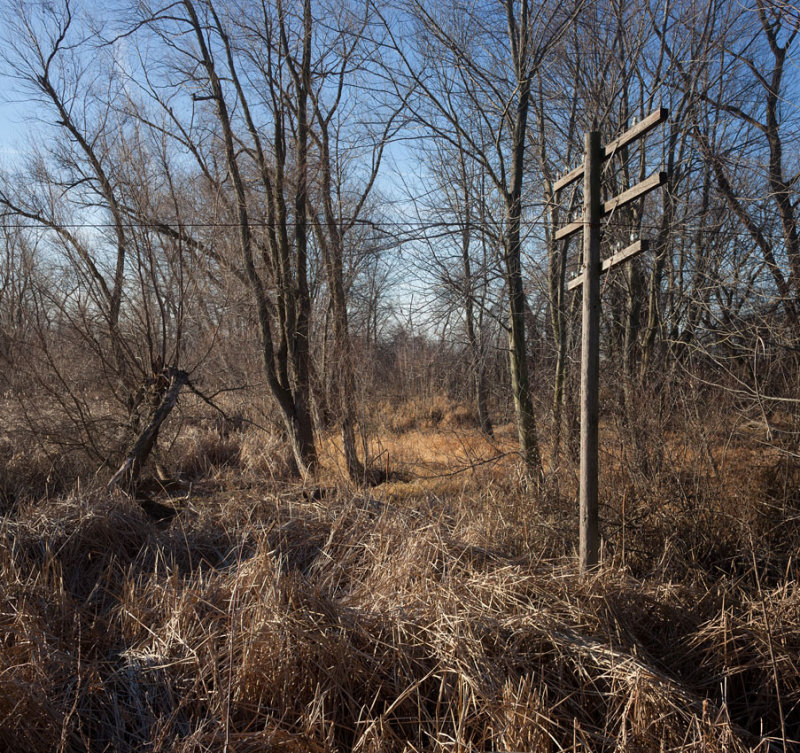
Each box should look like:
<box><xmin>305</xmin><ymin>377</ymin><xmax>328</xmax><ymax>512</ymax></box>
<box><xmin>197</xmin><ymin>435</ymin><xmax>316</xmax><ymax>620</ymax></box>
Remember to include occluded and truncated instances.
<box><xmin>407</xmin><ymin>450</ymin><xmax>519</xmax><ymax>480</ymax></box>
<box><xmin>750</xmin><ymin>541</ymin><xmax>787</xmax><ymax>748</ymax></box>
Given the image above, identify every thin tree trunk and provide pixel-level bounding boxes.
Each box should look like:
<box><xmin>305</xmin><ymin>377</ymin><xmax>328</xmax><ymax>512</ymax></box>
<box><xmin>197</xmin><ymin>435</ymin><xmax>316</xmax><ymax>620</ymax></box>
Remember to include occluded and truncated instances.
<box><xmin>108</xmin><ymin>368</ymin><xmax>189</xmax><ymax>490</ymax></box>
<box><xmin>186</xmin><ymin>0</ymin><xmax>317</xmax><ymax>476</ymax></box>
<box><xmin>504</xmin><ymin>71</ymin><xmax>542</xmax><ymax>477</ymax></box>
<box><xmin>457</xmin><ymin>145</ymin><xmax>493</xmax><ymax>438</ymax></box>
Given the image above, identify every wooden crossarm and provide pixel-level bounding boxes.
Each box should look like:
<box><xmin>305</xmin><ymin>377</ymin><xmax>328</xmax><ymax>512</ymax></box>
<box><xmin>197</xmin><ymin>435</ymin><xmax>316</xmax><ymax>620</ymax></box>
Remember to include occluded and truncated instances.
<box><xmin>552</xmin><ymin>163</ymin><xmax>585</xmax><ymax>193</ymax></box>
<box><xmin>555</xmin><ymin>172</ymin><xmax>665</xmax><ymax>242</ymax></box>
<box><xmin>602</xmin><ymin>107</ymin><xmax>669</xmax><ymax>161</ymax></box>
<box><xmin>552</xmin><ymin>107</ymin><xmax>669</xmax><ymax>193</ymax></box>
<box><xmin>567</xmin><ymin>239</ymin><xmax>649</xmax><ymax>290</ymax></box>
<box><xmin>602</xmin><ymin>171</ymin><xmax>666</xmax><ymax>216</ymax></box>
<box><xmin>554</xmin><ymin>216</ymin><xmax>584</xmax><ymax>241</ymax></box>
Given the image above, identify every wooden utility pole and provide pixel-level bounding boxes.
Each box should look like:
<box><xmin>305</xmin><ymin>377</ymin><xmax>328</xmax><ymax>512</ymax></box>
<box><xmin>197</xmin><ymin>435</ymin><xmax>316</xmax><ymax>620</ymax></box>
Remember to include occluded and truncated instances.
<box><xmin>580</xmin><ymin>131</ymin><xmax>601</xmax><ymax>569</ymax></box>
<box><xmin>553</xmin><ymin>107</ymin><xmax>668</xmax><ymax>571</ymax></box>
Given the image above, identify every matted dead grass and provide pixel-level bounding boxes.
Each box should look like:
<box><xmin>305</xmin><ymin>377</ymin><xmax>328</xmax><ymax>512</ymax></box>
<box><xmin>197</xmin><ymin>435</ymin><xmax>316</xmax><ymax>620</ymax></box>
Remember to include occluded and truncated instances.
<box><xmin>2</xmin><ymin>391</ymin><xmax>800</xmax><ymax>751</ymax></box>
<box><xmin>1</xmin><ymin>482</ymin><xmax>795</xmax><ymax>752</ymax></box>
<box><xmin>315</xmin><ymin>401</ymin><xmax>523</xmax><ymax>502</ymax></box>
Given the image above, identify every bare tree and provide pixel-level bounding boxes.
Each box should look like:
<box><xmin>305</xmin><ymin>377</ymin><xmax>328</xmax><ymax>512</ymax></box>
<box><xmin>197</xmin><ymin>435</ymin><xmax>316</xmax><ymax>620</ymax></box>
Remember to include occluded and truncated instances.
<box><xmin>0</xmin><ymin>225</ymin><xmax>36</xmax><ymax>365</ymax></box>
<box><xmin>655</xmin><ymin>0</ymin><xmax>800</xmax><ymax>325</ymax></box>
<box><xmin>304</xmin><ymin>0</ymin><xmax>407</xmax><ymax>480</ymax></box>
<box><xmin>379</xmin><ymin>0</ymin><xmax>580</xmax><ymax>476</ymax></box>
<box><xmin>131</xmin><ymin>0</ymin><xmax>321</xmax><ymax>474</ymax></box>
<box><xmin>409</xmin><ymin>132</ymin><xmax>501</xmax><ymax>437</ymax></box>
<box><xmin>0</xmin><ymin>0</ymin><xmax>197</xmax><ymax>481</ymax></box>
<box><xmin>641</xmin><ymin>0</ymin><xmax>800</xmax><ymax>444</ymax></box>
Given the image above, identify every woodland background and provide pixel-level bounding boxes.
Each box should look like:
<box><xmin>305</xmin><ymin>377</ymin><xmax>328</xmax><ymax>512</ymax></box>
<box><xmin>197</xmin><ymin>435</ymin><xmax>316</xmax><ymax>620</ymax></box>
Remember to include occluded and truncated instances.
<box><xmin>1</xmin><ymin>1</ymin><xmax>800</xmax><ymax>751</ymax></box>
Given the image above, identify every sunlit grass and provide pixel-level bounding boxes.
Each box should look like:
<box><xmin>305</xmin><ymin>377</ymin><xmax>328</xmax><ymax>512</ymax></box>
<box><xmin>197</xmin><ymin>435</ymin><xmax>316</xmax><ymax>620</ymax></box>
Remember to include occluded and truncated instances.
<box><xmin>1</xmin><ymin>395</ymin><xmax>799</xmax><ymax>751</ymax></box>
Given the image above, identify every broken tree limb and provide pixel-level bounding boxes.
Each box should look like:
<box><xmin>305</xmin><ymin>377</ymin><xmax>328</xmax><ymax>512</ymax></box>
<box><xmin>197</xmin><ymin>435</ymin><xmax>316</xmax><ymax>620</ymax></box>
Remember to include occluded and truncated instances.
<box><xmin>108</xmin><ymin>368</ymin><xmax>189</xmax><ymax>491</ymax></box>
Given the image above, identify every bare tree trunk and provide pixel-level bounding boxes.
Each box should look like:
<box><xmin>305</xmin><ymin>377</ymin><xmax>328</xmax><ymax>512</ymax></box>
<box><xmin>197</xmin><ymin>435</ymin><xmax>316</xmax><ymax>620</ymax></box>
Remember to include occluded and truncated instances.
<box><xmin>539</xmin><ymin>146</ymin><xmax>573</xmax><ymax>465</ymax></box>
<box><xmin>108</xmin><ymin>368</ymin><xmax>189</xmax><ymax>491</ymax></box>
<box><xmin>305</xmin><ymin>2</ymin><xmax>403</xmax><ymax>483</ymax></box>
<box><xmin>281</xmin><ymin>0</ymin><xmax>316</xmax><ymax>473</ymax></box>
<box><xmin>465</xmin><ymin>290</ymin><xmax>493</xmax><ymax>437</ymax></box>
<box><xmin>642</xmin><ymin>115</ymin><xmax>683</xmax><ymax>374</ymax></box>
<box><xmin>316</xmin><ymin>217</ymin><xmax>365</xmax><ymax>481</ymax></box>
<box><xmin>184</xmin><ymin>0</ymin><xmax>318</xmax><ymax>476</ymax></box>
<box><xmin>457</xmin><ymin>146</ymin><xmax>493</xmax><ymax>438</ymax></box>
<box><xmin>504</xmin><ymin>68</ymin><xmax>542</xmax><ymax>477</ymax></box>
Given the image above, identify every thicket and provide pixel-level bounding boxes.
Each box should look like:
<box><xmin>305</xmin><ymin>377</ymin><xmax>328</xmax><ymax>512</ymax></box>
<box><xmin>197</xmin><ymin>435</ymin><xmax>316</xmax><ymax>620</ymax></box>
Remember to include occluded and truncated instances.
<box><xmin>2</xmin><ymin>0</ymin><xmax>800</xmax><ymax>749</ymax></box>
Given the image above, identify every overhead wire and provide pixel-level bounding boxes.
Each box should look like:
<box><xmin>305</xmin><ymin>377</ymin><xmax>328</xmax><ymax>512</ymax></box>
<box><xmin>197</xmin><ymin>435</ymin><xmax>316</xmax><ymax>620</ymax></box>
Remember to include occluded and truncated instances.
<box><xmin>0</xmin><ymin>217</ymin><xmax>794</xmax><ymax>244</ymax></box>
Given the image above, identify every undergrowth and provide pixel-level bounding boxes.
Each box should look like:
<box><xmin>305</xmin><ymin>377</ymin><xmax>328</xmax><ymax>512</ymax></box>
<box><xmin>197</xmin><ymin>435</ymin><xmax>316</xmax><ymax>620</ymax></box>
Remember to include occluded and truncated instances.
<box><xmin>1</xmin><ymin>393</ymin><xmax>799</xmax><ymax>751</ymax></box>
<box><xmin>1</xmin><ymin>467</ymin><xmax>797</xmax><ymax>752</ymax></box>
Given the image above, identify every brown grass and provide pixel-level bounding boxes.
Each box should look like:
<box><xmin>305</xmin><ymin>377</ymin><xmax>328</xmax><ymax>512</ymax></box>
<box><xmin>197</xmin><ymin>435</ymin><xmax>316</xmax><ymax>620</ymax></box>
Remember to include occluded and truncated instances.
<box><xmin>1</xmin><ymin>471</ymin><xmax>796</xmax><ymax>751</ymax></box>
<box><xmin>375</xmin><ymin>395</ymin><xmax>481</xmax><ymax>435</ymax></box>
<box><xmin>1</xmin><ymin>395</ymin><xmax>799</xmax><ymax>751</ymax></box>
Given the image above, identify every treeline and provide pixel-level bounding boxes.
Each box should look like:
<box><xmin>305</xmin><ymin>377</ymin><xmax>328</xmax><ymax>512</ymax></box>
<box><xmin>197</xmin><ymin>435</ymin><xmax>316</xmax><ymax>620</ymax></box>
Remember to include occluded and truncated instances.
<box><xmin>0</xmin><ymin>0</ymin><xmax>798</xmax><ymax>488</ymax></box>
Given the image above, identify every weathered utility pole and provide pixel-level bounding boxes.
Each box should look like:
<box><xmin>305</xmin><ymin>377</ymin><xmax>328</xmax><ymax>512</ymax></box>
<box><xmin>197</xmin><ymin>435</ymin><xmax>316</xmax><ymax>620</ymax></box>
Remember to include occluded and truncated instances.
<box><xmin>579</xmin><ymin>131</ymin><xmax>601</xmax><ymax>570</ymax></box>
<box><xmin>553</xmin><ymin>107</ymin><xmax>669</xmax><ymax>571</ymax></box>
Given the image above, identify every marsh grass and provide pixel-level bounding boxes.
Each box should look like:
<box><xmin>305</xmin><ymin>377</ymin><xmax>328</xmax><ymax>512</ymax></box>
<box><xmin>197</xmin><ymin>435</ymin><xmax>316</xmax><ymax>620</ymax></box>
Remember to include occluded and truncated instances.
<box><xmin>1</xmin><ymin>466</ymin><xmax>797</xmax><ymax>752</ymax></box>
<box><xmin>1</xmin><ymin>393</ymin><xmax>799</xmax><ymax>751</ymax></box>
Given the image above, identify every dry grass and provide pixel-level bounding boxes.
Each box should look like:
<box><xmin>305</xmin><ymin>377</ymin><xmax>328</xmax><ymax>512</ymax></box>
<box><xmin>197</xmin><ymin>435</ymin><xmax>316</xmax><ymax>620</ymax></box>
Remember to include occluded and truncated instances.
<box><xmin>1</xmin><ymin>472</ymin><xmax>796</xmax><ymax>752</ymax></box>
<box><xmin>1</xmin><ymin>393</ymin><xmax>799</xmax><ymax>751</ymax></box>
<box><xmin>375</xmin><ymin>395</ymin><xmax>481</xmax><ymax>435</ymax></box>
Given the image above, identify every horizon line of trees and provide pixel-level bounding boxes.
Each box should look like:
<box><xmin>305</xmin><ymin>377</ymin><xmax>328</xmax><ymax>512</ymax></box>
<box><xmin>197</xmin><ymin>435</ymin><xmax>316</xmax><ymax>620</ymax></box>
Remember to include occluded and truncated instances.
<box><xmin>0</xmin><ymin>0</ymin><xmax>798</xmax><ymax>490</ymax></box>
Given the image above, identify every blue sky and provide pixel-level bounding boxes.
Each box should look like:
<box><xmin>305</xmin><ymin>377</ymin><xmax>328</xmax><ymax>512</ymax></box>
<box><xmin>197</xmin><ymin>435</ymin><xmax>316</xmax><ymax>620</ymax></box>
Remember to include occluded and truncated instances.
<box><xmin>0</xmin><ymin>97</ymin><xmax>27</xmax><ymax>165</ymax></box>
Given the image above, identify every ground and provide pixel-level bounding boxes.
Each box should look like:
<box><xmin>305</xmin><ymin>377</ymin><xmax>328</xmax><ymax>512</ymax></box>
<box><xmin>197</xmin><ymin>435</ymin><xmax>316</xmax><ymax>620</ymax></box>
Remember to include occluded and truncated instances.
<box><xmin>1</xmin><ymin>398</ymin><xmax>798</xmax><ymax>751</ymax></box>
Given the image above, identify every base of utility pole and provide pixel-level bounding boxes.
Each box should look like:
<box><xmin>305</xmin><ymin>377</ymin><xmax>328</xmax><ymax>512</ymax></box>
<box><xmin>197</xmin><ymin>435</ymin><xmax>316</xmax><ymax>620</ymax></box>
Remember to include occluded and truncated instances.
<box><xmin>579</xmin><ymin>131</ymin><xmax>601</xmax><ymax>571</ymax></box>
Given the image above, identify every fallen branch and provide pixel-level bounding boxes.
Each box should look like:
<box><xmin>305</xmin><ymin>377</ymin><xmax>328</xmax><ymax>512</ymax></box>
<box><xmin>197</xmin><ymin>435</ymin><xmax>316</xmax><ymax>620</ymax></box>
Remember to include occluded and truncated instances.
<box><xmin>108</xmin><ymin>367</ymin><xmax>189</xmax><ymax>491</ymax></box>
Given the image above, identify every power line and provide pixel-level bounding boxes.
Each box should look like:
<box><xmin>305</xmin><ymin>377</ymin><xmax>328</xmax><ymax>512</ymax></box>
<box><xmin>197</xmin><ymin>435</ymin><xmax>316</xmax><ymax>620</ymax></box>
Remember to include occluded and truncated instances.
<box><xmin>0</xmin><ymin>216</ymin><xmax>794</xmax><ymax>244</ymax></box>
